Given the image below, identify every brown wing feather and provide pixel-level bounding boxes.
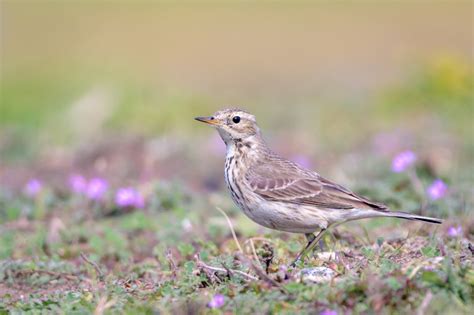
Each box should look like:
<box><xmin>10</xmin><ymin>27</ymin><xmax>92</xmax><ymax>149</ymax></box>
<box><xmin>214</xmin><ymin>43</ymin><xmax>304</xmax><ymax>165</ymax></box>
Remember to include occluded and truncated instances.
<box><xmin>246</xmin><ymin>160</ymin><xmax>388</xmax><ymax>211</ymax></box>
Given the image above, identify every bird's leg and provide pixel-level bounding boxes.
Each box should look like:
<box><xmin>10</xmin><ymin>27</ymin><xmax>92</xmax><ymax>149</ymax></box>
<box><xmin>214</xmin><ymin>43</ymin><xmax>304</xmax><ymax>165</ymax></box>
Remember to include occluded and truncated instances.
<box><xmin>290</xmin><ymin>233</ymin><xmax>316</xmax><ymax>263</ymax></box>
<box><xmin>289</xmin><ymin>234</ymin><xmax>316</xmax><ymax>267</ymax></box>
<box><xmin>290</xmin><ymin>228</ymin><xmax>327</xmax><ymax>267</ymax></box>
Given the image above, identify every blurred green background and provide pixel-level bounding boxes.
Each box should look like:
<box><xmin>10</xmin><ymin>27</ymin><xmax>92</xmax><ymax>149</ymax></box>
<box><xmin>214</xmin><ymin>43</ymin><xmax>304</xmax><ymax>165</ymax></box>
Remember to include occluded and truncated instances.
<box><xmin>1</xmin><ymin>1</ymin><xmax>472</xmax><ymax>191</ymax></box>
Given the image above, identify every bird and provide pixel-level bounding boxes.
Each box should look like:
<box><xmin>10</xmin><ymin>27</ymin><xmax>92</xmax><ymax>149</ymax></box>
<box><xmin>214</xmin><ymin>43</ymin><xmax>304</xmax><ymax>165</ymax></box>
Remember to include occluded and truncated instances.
<box><xmin>195</xmin><ymin>108</ymin><xmax>442</xmax><ymax>266</ymax></box>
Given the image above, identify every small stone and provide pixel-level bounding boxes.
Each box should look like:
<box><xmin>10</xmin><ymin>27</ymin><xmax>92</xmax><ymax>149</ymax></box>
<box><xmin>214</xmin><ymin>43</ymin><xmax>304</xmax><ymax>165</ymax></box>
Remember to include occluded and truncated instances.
<box><xmin>298</xmin><ymin>267</ymin><xmax>336</xmax><ymax>284</ymax></box>
<box><xmin>316</xmin><ymin>251</ymin><xmax>337</xmax><ymax>261</ymax></box>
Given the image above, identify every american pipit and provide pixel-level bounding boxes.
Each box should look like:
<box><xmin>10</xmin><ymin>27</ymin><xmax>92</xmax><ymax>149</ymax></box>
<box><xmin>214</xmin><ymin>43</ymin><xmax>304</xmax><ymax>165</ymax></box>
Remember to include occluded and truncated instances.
<box><xmin>195</xmin><ymin>108</ymin><xmax>442</xmax><ymax>266</ymax></box>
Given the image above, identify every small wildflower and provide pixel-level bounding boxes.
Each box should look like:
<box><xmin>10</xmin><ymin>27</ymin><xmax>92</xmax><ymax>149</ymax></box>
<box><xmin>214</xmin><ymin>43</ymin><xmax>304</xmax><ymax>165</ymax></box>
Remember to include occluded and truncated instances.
<box><xmin>181</xmin><ymin>218</ymin><xmax>192</xmax><ymax>231</ymax></box>
<box><xmin>208</xmin><ymin>294</ymin><xmax>225</xmax><ymax>309</ymax></box>
<box><xmin>86</xmin><ymin>178</ymin><xmax>108</xmax><ymax>200</ymax></box>
<box><xmin>427</xmin><ymin>179</ymin><xmax>448</xmax><ymax>200</ymax></box>
<box><xmin>320</xmin><ymin>310</ymin><xmax>338</xmax><ymax>315</ymax></box>
<box><xmin>24</xmin><ymin>179</ymin><xmax>42</xmax><ymax>197</ymax></box>
<box><xmin>447</xmin><ymin>225</ymin><xmax>463</xmax><ymax>238</ymax></box>
<box><xmin>391</xmin><ymin>151</ymin><xmax>416</xmax><ymax>173</ymax></box>
<box><xmin>115</xmin><ymin>187</ymin><xmax>144</xmax><ymax>208</ymax></box>
<box><xmin>69</xmin><ymin>174</ymin><xmax>87</xmax><ymax>194</ymax></box>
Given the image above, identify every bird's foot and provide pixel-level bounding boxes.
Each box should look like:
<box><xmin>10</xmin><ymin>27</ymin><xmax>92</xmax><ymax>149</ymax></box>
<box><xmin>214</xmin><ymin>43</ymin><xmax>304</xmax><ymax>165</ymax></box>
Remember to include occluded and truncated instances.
<box><xmin>289</xmin><ymin>256</ymin><xmax>302</xmax><ymax>268</ymax></box>
<box><xmin>289</xmin><ymin>249</ymin><xmax>312</xmax><ymax>268</ymax></box>
<box><xmin>289</xmin><ymin>229</ymin><xmax>327</xmax><ymax>268</ymax></box>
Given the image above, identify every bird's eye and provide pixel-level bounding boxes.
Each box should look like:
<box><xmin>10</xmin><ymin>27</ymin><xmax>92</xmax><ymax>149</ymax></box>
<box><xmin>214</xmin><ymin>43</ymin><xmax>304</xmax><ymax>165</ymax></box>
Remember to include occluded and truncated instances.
<box><xmin>232</xmin><ymin>116</ymin><xmax>241</xmax><ymax>124</ymax></box>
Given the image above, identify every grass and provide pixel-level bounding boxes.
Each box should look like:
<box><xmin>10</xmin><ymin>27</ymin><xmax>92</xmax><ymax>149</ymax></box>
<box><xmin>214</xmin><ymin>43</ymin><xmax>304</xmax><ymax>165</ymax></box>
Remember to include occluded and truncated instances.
<box><xmin>0</xmin><ymin>171</ymin><xmax>472</xmax><ymax>314</ymax></box>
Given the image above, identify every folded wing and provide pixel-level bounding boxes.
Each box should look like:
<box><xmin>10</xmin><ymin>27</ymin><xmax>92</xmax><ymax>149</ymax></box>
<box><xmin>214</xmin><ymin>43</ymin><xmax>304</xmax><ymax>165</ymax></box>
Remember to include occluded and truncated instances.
<box><xmin>246</xmin><ymin>161</ymin><xmax>388</xmax><ymax>211</ymax></box>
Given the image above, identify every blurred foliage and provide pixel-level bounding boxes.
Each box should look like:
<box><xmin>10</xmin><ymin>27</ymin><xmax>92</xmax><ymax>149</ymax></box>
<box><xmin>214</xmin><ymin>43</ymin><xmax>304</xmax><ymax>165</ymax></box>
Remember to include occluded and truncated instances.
<box><xmin>377</xmin><ymin>55</ymin><xmax>473</xmax><ymax>140</ymax></box>
<box><xmin>1</xmin><ymin>55</ymin><xmax>473</xmax><ymax>164</ymax></box>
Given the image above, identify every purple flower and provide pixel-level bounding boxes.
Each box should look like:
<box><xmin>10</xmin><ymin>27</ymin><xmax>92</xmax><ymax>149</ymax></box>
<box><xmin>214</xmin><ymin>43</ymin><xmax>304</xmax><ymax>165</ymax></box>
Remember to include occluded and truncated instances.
<box><xmin>427</xmin><ymin>179</ymin><xmax>448</xmax><ymax>200</ymax></box>
<box><xmin>86</xmin><ymin>178</ymin><xmax>108</xmax><ymax>200</ymax></box>
<box><xmin>279</xmin><ymin>265</ymin><xmax>288</xmax><ymax>273</ymax></box>
<box><xmin>69</xmin><ymin>174</ymin><xmax>87</xmax><ymax>194</ymax></box>
<box><xmin>391</xmin><ymin>151</ymin><xmax>417</xmax><ymax>173</ymax></box>
<box><xmin>181</xmin><ymin>218</ymin><xmax>192</xmax><ymax>231</ymax></box>
<box><xmin>115</xmin><ymin>187</ymin><xmax>144</xmax><ymax>208</ymax></box>
<box><xmin>208</xmin><ymin>294</ymin><xmax>225</xmax><ymax>309</ymax></box>
<box><xmin>447</xmin><ymin>225</ymin><xmax>463</xmax><ymax>238</ymax></box>
<box><xmin>291</xmin><ymin>155</ymin><xmax>313</xmax><ymax>169</ymax></box>
<box><xmin>24</xmin><ymin>179</ymin><xmax>42</xmax><ymax>197</ymax></box>
<box><xmin>320</xmin><ymin>310</ymin><xmax>338</xmax><ymax>315</ymax></box>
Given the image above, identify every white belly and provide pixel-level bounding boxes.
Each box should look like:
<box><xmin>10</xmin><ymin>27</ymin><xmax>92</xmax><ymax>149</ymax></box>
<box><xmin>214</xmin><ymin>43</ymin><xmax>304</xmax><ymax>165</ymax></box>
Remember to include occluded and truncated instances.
<box><xmin>240</xmin><ymin>197</ymin><xmax>330</xmax><ymax>234</ymax></box>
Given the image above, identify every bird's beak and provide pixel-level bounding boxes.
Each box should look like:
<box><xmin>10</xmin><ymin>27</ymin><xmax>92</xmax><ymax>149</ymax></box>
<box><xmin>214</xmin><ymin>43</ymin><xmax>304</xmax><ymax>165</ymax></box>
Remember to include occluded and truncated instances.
<box><xmin>194</xmin><ymin>116</ymin><xmax>220</xmax><ymax>125</ymax></box>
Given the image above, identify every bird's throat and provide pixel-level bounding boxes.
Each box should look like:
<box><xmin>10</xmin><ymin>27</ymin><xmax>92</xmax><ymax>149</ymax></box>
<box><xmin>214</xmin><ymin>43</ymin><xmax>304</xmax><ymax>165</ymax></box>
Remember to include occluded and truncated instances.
<box><xmin>225</xmin><ymin>135</ymin><xmax>267</xmax><ymax>164</ymax></box>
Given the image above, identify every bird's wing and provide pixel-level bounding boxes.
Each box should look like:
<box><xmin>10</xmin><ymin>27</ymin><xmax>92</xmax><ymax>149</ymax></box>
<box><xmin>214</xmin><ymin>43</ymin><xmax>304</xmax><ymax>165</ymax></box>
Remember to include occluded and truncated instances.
<box><xmin>245</xmin><ymin>161</ymin><xmax>388</xmax><ymax>211</ymax></box>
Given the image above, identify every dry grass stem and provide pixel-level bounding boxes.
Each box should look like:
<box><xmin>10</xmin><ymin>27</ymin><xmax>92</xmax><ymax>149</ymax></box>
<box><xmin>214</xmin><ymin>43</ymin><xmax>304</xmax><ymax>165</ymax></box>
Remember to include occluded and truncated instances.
<box><xmin>236</xmin><ymin>252</ymin><xmax>288</xmax><ymax>294</ymax></box>
<box><xmin>80</xmin><ymin>252</ymin><xmax>104</xmax><ymax>281</ymax></box>
<box><xmin>416</xmin><ymin>291</ymin><xmax>433</xmax><ymax>315</ymax></box>
<box><xmin>249</xmin><ymin>239</ymin><xmax>260</xmax><ymax>264</ymax></box>
<box><xmin>94</xmin><ymin>296</ymin><xmax>116</xmax><ymax>315</ymax></box>
<box><xmin>195</xmin><ymin>255</ymin><xmax>258</xmax><ymax>281</ymax></box>
<box><xmin>216</xmin><ymin>206</ymin><xmax>244</xmax><ymax>253</ymax></box>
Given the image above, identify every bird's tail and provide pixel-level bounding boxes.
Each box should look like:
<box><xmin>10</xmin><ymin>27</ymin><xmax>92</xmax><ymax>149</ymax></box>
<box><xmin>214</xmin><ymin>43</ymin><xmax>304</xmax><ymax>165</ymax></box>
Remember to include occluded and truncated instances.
<box><xmin>383</xmin><ymin>211</ymin><xmax>442</xmax><ymax>224</ymax></box>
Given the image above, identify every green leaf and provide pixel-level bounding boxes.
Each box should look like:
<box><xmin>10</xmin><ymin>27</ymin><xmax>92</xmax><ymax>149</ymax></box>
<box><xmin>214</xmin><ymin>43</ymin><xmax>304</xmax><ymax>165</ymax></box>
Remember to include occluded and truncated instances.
<box><xmin>380</xmin><ymin>258</ymin><xmax>399</xmax><ymax>274</ymax></box>
<box><xmin>177</xmin><ymin>243</ymin><xmax>195</xmax><ymax>257</ymax></box>
<box><xmin>6</xmin><ymin>207</ymin><xmax>21</xmax><ymax>221</ymax></box>
<box><xmin>421</xmin><ymin>245</ymin><xmax>440</xmax><ymax>257</ymax></box>
<box><xmin>386</xmin><ymin>277</ymin><xmax>403</xmax><ymax>290</ymax></box>
<box><xmin>361</xmin><ymin>247</ymin><xmax>375</xmax><ymax>259</ymax></box>
<box><xmin>465</xmin><ymin>269</ymin><xmax>474</xmax><ymax>286</ymax></box>
<box><xmin>376</xmin><ymin>237</ymin><xmax>385</xmax><ymax>247</ymax></box>
<box><xmin>183</xmin><ymin>261</ymin><xmax>195</xmax><ymax>274</ymax></box>
<box><xmin>421</xmin><ymin>271</ymin><xmax>444</xmax><ymax>286</ymax></box>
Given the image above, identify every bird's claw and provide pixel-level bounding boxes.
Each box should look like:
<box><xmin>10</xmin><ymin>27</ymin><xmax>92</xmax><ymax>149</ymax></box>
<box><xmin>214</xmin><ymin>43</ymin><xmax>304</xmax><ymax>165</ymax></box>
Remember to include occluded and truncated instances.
<box><xmin>289</xmin><ymin>255</ymin><xmax>303</xmax><ymax>268</ymax></box>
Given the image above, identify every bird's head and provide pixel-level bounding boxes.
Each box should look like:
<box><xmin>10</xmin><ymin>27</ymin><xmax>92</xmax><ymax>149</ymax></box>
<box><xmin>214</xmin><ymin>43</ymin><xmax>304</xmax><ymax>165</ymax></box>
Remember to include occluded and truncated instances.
<box><xmin>195</xmin><ymin>108</ymin><xmax>260</xmax><ymax>144</ymax></box>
